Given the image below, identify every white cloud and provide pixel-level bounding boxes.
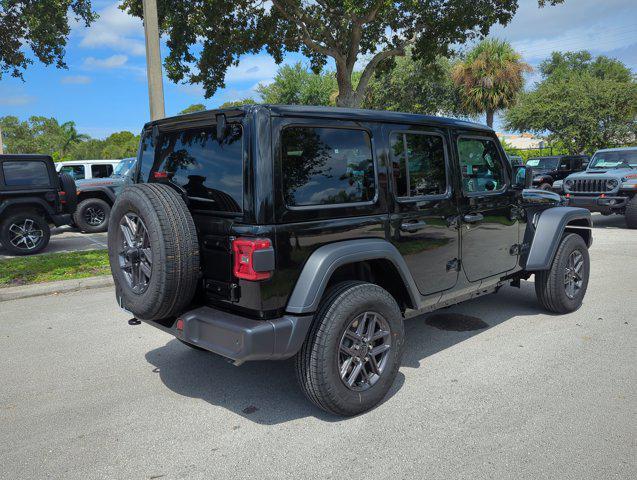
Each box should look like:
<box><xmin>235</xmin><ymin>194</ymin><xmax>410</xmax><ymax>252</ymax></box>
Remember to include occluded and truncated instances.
<box><xmin>83</xmin><ymin>54</ymin><xmax>129</xmax><ymax>69</ymax></box>
<box><xmin>225</xmin><ymin>55</ymin><xmax>281</xmax><ymax>83</ymax></box>
<box><xmin>0</xmin><ymin>94</ymin><xmax>36</xmax><ymax>106</ymax></box>
<box><xmin>78</xmin><ymin>2</ymin><xmax>145</xmax><ymax>56</ymax></box>
<box><xmin>61</xmin><ymin>75</ymin><xmax>92</xmax><ymax>85</ymax></box>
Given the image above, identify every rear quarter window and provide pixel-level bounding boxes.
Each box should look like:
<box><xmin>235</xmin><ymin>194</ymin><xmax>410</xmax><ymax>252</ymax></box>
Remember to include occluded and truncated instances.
<box><xmin>2</xmin><ymin>161</ymin><xmax>51</xmax><ymax>187</ymax></box>
<box><xmin>281</xmin><ymin>126</ymin><xmax>376</xmax><ymax>208</ymax></box>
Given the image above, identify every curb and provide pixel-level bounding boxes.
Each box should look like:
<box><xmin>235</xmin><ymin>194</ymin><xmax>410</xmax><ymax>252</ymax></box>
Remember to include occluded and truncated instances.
<box><xmin>0</xmin><ymin>275</ymin><xmax>114</xmax><ymax>302</ymax></box>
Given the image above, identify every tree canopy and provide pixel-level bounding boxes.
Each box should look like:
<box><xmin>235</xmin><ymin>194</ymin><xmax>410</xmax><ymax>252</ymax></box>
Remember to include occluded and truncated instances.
<box><xmin>0</xmin><ymin>1</ymin><xmax>96</xmax><ymax>80</ymax></box>
<box><xmin>505</xmin><ymin>51</ymin><xmax>637</xmax><ymax>154</ymax></box>
<box><xmin>0</xmin><ymin>116</ymin><xmax>139</xmax><ymax>160</ymax></box>
<box><xmin>257</xmin><ymin>63</ymin><xmax>338</xmax><ymax>106</ymax></box>
<box><xmin>122</xmin><ymin>0</ymin><xmax>563</xmax><ymax>107</ymax></box>
<box><xmin>179</xmin><ymin>104</ymin><xmax>207</xmax><ymax>114</ymax></box>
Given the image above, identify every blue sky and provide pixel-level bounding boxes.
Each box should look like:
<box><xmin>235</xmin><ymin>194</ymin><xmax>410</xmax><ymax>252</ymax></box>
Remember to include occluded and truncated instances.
<box><xmin>0</xmin><ymin>0</ymin><xmax>635</xmax><ymax>138</ymax></box>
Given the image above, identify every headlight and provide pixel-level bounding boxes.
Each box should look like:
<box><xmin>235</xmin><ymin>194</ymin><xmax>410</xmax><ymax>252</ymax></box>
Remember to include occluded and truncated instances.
<box><xmin>565</xmin><ymin>179</ymin><xmax>574</xmax><ymax>188</ymax></box>
<box><xmin>607</xmin><ymin>179</ymin><xmax>618</xmax><ymax>189</ymax></box>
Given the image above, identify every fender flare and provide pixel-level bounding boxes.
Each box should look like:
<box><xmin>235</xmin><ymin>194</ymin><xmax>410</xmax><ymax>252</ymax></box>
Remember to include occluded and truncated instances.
<box><xmin>286</xmin><ymin>238</ymin><xmax>420</xmax><ymax>314</ymax></box>
<box><xmin>525</xmin><ymin>206</ymin><xmax>592</xmax><ymax>271</ymax></box>
<box><xmin>77</xmin><ymin>186</ymin><xmax>116</xmax><ymax>204</ymax></box>
<box><xmin>0</xmin><ymin>198</ymin><xmax>55</xmax><ymax>219</ymax></box>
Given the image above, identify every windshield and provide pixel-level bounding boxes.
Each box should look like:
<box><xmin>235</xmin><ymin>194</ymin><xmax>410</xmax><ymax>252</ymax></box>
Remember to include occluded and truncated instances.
<box><xmin>113</xmin><ymin>158</ymin><xmax>135</xmax><ymax>176</ymax></box>
<box><xmin>589</xmin><ymin>150</ymin><xmax>637</xmax><ymax>169</ymax></box>
<box><xmin>526</xmin><ymin>157</ymin><xmax>559</xmax><ymax>170</ymax></box>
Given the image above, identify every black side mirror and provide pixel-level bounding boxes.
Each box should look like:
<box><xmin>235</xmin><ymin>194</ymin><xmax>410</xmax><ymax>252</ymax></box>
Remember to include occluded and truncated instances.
<box><xmin>512</xmin><ymin>165</ymin><xmax>532</xmax><ymax>189</ymax></box>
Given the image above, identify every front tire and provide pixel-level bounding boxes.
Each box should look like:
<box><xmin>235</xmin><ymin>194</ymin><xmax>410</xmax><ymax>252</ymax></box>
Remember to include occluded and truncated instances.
<box><xmin>535</xmin><ymin>233</ymin><xmax>590</xmax><ymax>313</ymax></box>
<box><xmin>625</xmin><ymin>196</ymin><xmax>637</xmax><ymax>229</ymax></box>
<box><xmin>539</xmin><ymin>183</ymin><xmax>552</xmax><ymax>190</ymax></box>
<box><xmin>295</xmin><ymin>281</ymin><xmax>404</xmax><ymax>416</ymax></box>
<box><xmin>74</xmin><ymin>198</ymin><xmax>111</xmax><ymax>233</ymax></box>
<box><xmin>0</xmin><ymin>212</ymin><xmax>51</xmax><ymax>255</ymax></box>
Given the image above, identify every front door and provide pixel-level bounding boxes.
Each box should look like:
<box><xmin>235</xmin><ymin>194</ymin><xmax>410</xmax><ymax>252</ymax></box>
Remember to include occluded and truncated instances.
<box><xmin>454</xmin><ymin>133</ymin><xmax>519</xmax><ymax>282</ymax></box>
<box><xmin>386</xmin><ymin>126</ymin><xmax>460</xmax><ymax>296</ymax></box>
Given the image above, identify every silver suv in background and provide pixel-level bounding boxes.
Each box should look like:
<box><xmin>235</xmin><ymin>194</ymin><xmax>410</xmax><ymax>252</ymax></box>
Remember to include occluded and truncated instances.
<box><xmin>554</xmin><ymin>147</ymin><xmax>637</xmax><ymax>228</ymax></box>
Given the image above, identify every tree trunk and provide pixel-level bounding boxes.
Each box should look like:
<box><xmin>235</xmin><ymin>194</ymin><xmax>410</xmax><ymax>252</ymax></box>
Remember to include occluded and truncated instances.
<box><xmin>486</xmin><ymin>109</ymin><xmax>494</xmax><ymax>128</ymax></box>
<box><xmin>334</xmin><ymin>61</ymin><xmax>361</xmax><ymax>108</ymax></box>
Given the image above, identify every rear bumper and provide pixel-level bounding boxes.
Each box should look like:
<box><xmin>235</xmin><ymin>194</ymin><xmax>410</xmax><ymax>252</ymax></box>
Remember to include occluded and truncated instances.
<box><xmin>565</xmin><ymin>195</ymin><xmax>628</xmax><ymax>212</ymax></box>
<box><xmin>142</xmin><ymin>306</ymin><xmax>313</xmax><ymax>364</ymax></box>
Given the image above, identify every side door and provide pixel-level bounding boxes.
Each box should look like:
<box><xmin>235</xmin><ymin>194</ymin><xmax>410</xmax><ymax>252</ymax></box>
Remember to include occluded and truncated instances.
<box><xmin>386</xmin><ymin>126</ymin><xmax>460</xmax><ymax>296</ymax></box>
<box><xmin>454</xmin><ymin>133</ymin><xmax>519</xmax><ymax>282</ymax></box>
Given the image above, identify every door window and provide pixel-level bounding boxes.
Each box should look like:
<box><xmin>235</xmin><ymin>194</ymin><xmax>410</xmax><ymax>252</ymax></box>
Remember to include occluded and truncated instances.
<box><xmin>91</xmin><ymin>164</ymin><xmax>113</xmax><ymax>178</ymax></box>
<box><xmin>59</xmin><ymin>164</ymin><xmax>85</xmax><ymax>180</ymax></box>
<box><xmin>390</xmin><ymin>132</ymin><xmax>447</xmax><ymax>198</ymax></box>
<box><xmin>281</xmin><ymin>126</ymin><xmax>376</xmax><ymax>207</ymax></box>
<box><xmin>3</xmin><ymin>161</ymin><xmax>50</xmax><ymax>187</ymax></box>
<box><xmin>457</xmin><ymin>138</ymin><xmax>506</xmax><ymax>194</ymax></box>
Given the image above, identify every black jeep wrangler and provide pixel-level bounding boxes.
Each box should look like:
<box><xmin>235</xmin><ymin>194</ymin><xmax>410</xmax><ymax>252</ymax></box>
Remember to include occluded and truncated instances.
<box><xmin>109</xmin><ymin>106</ymin><xmax>592</xmax><ymax>416</ymax></box>
<box><xmin>0</xmin><ymin>154</ymin><xmax>77</xmax><ymax>255</ymax></box>
<box><xmin>527</xmin><ymin>155</ymin><xmax>588</xmax><ymax>190</ymax></box>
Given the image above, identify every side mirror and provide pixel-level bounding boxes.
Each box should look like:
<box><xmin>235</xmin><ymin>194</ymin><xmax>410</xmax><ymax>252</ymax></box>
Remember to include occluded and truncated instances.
<box><xmin>512</xmin><ymin>165</ymin><xmax>532</xmax><ymax>189</ymax></box>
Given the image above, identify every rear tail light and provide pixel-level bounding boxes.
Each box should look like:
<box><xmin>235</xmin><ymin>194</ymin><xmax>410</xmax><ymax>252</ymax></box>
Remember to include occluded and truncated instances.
<box><xmin>232</xmin><ymin>238</ymin><xmax>273</xmax><ymax>281</ymax></box>
<box><xmin>153</xmin><ymin>171</ymin><xmax>169</xmax><ymax>179</ymax></box>
<box><xmin>58</xmin><ymin>191</ymin><xmax>66</xmax><ymax>204</ymax></box>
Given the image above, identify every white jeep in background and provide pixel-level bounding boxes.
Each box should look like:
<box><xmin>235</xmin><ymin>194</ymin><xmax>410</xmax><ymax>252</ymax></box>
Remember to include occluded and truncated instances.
<box><xmin>55</xmin><ymin>159</ymin><xmax>122</xmax><ymax>181</ymax></box>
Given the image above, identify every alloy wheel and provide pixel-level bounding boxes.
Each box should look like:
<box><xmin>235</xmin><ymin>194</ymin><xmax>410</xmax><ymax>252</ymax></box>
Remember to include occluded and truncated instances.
<box><xmin>338</xmin><ymin>311</ymin><xmax>392</xmax><ymax>391</ymax></box>
<box><xmin>118</xmin><ymin>213</ymin><xmax>153</xmax><ymax>294</ymax></box>
<box><xmin>84</xmin><ymin>205</ymin><xmax>106</xmax><ymax>226</ymax></box>
<box><xmin>8</xmin><ymin>218</ymin><xmax>44</xmax><ymax>251</ymax></box>
<box><xmin>564</xmin><ymin>250</ymin><xmax>584</xmax><ymax>299</ymax></box>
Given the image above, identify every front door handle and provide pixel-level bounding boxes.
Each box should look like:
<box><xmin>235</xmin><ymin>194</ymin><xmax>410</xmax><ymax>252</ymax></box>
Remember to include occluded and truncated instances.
<box><xmin>463</xmin><ymin>213</ymin><xmax>484</xmax><ymax>224</ymax></box>
<box><xmin>400</xmin><ymin>221</ymin><xmax>428</xmax><ymax>232</ymax></box>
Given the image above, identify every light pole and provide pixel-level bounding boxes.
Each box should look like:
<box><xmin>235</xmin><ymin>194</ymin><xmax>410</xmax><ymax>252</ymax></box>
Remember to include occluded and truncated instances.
<box><xmin>142</xmin><ymin>0</ymin><xmax>165</xmax><ymax>121</ymax></box>
<box><xmin>0</xmin><ymin>126</ymin><xmax>4</xmax><ymax>154</ymax></box>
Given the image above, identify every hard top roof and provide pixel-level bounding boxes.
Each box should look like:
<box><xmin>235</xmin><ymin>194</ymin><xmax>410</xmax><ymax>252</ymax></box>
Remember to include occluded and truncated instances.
<box><xmin>144</xmin><ymin>104</ymin><xmax>490</xmax><ymax>132</ymax></box>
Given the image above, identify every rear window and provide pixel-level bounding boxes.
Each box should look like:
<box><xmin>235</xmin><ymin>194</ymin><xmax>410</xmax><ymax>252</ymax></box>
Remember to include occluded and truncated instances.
<box><xmin>2</xmin><ymin>161</ymin><xmax>50</xmax><ymax>187</ymax></box>
<box><xmin>154</xmin><ymin>125</ymin><xmax>243</xmax><ymax>213</ymax></box>
<box><xmin>281</xmin><ymin>126</ymin><xmax>376</xmax><ymax>207</ymax></box>
<box><xmin>59</xmin><ymin>164</ymin><xmax>86</xmax><ymax>180</ymax></box>
<box><xmin>91</xmin><ymin>164</ymin><xmax>113</xmax><ymax>178</ymax></box>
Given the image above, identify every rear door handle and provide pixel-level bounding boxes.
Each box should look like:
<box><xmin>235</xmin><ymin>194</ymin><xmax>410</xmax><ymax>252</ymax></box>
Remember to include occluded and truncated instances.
<box><xmin>463</xmin><ymin>213</ymin><xmax>484</xmax><ymax>224</ymax></box>
<box><xmin>400</xmin><ymin>221</ymin><xmax>427</xmax><ymax>232</ymax></box>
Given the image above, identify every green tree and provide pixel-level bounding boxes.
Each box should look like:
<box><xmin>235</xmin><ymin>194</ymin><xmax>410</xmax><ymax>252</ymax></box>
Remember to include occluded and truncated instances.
<box><xmin>100</xmin><ymin>131</ymin><xmax>140</xmax><ymax>159</ymax></box>
<box><xmin>179</xmin><ymin>104</ymin><xmax>207</xmax><ymax>114</ymax></box>
<box><xmin>364</xmin><ymin>53</ymin><xmax>463</xmax><ymax>115</ymax></box>
<box><xmin>121</xmin><ymin>1</ymin><xmax>562</xmax><ymax>108</ymax></box>
<box><xmin>219</xmin><ymin>98</ymin><xmax>257</xmax><ymax>109</ymax></box>
<box><xmin>452</xmin><ymin>39</ymin><xmax>531</xmax><ymax>127</ymax></box>
<box><xmin>257</xmin><ymin>63</ymin><xmax>337</xmax><ymax>106</ymax></box>
<box><xmin>59</xmin><ymin>121</ymin><xmax>90</xmax><ymax>157</ymax></box>
<box><xmin>1</xmin><ymin>1</ymin><xmax>96</xmax><ymax>80</ymax></box>
<box><xmin>505</xmin><ymin>52</ymin><xmax>637</xmax><ymax>154</ymax></box>
<box><xmin>67</xmin><ymin>139</ymin><xmax>107</xmax><ymax>160</ymax></box>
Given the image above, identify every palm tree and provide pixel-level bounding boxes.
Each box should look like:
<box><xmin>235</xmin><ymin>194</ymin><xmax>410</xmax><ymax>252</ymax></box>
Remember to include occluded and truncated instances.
<box><xmin>59</xmin><ymin>121</ymin><xmax>90</xmax><ymax>157</ymax></box>
<box><xmin>452</xmin><ymin>39</ymin><xmax>531</xmax><ymax>127</ymax></box>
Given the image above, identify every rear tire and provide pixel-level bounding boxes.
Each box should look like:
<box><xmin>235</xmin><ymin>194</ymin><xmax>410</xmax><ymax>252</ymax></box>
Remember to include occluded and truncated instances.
<box><xmin>108</xmin><ymin>184</ymin><xmax>200</xmax><ymax>321</ymax></box>
<box><xmin>0</xmin><ymin>212</ymin><xmax>51</xmax><ymax>255</ymax></box>
<box><xmin>539</xmin><ymin>183</ymin><xmax>552</xmax><ymax>190</ymax></box>
<box><xmin>625</xmin><ymin>196</ymin><xmax>637</xmax><ymax>229</ymax></box>
<box><xmin>295</xmin><ymin>281</ymin><xmax>404</xmax><ymax>416</ymax></box>
<box><xmin>74</xmin><ymin>198</ymin><xmax>111</xmax><ymax>233</ymax></box>
<box><xmin>535</xmin><ymin>233</ymin><xmax>589</xmax><ymax>314</ymax></box>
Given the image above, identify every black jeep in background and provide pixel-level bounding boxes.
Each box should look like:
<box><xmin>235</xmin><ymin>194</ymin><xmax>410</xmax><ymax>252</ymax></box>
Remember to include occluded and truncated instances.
<box><xmin>108</xmin><ymin>105</ymin><xmax>592</xmax><ymax>416</ymax></box>
<box><xmin>527</xmin><ymin>155</ymin><xmax>588</xmax><ymax>190</ymax></box>
<box><xmin>74</xmin><ymin>157</ymin><xmax>136</xmax><ymax>233</ymax></box>
<box><xmin>0</xmin><ymin>154</ymin><xmax>77</xmax><ymax>255</ymax></box>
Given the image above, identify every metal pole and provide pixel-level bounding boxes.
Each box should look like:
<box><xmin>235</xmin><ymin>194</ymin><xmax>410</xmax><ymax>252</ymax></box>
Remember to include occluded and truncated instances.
<box><xmin>142</xmin><ymin>0</ymin><xmax>165</xmax><ymax>121</ymax></box>
<box><xmin>0</xmin><ymin>126</ymin><xmax>4</xmax><ymax>154</ymax></box>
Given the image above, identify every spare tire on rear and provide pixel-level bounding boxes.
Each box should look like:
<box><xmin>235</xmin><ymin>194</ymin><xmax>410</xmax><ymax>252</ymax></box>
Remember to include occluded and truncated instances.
<box><xmin>108</xmin><ymin>183</ymin><xmax>200</xmax><ymax>321</ymax></box>
<box><xmin>58</xmin><ymin>172</ymin><xmax>78</xmax><ymax>214</ymax></box>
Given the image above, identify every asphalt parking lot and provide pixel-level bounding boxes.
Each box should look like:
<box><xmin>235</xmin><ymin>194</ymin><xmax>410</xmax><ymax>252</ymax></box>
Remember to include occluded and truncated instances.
<box><xmin>0</xmin><ymin>226</ymin><xmax>107</xmax><ymax>259</ymax></box>
<box><xmin>0</xmin><ymin>214</ymin><xmax>635</xmax><ymax>480</ymax></box>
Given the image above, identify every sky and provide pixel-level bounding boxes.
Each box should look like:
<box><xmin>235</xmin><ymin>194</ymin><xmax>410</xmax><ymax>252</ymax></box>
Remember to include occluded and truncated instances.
<box><xmin>0</xmin><ymin>0</ymin><xmax>635</xmax><ymax>138</ymax></box>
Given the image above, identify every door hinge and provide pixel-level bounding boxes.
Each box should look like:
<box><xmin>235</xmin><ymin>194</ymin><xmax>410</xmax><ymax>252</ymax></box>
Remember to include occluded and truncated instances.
<box><xmin>446</xmin><ymin>258</ymin><xmax>461</xmax><ymax>272</ymax></box>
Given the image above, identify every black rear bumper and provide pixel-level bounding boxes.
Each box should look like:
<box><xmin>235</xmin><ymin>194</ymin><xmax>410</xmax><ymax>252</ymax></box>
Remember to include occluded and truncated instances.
<box><xmin>141</xmin><ymin>307</ymin><xmax>313</xmax><ymax>364</ymax></box>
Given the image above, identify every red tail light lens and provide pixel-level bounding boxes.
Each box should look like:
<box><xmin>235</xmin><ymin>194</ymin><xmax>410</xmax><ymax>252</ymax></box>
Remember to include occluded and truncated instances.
<box><xmin>153</xmin><ymin>171</ymin><xmax>169</xmax><ymax>179</ymax></box>
<box><xmin>232</xmin><ymin>238</ymin><xmax>272</xmax><ymax>281</ymax></box>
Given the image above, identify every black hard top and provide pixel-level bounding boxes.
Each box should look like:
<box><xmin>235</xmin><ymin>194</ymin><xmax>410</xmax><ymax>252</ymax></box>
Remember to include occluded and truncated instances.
<box><xmin>0</xmin><ymin>154</ymin><xmax>54</xmax><ymax>162</ymax></box>
<box><xmin>144</xmin><ymin>104</ymin><xmax>490</xmax><ymax>132</ymax></box>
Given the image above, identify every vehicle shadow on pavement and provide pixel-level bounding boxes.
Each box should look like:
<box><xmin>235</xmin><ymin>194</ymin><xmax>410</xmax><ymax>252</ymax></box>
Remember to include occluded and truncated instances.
<box><xmin>145</xmin><ymin>281</ymin><xmax>548</xmax><ymax>425</ymax></box>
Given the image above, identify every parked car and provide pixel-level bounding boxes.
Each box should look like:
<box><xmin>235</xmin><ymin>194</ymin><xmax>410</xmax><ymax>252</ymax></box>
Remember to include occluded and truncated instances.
<box><xmin>526</xmin><ymin>155</ymin><xmax>588</xmax><ymax>190</ymax></box>
<box><xmin>554</xmin><ymin>147</ymin><xmax>637</xmax><ymax>228</ymax></box>
<box><xmin>108</xmin><ymin>105</ymin><xmax>592</xmax><ymax>416</ymax></box>
<box><xmin>0</xmin><ymin>154</ymin><xmax>77</xmax><ymax>255</ymax></box>
<box><xmin>73</xmin><ymin>157</ymin><xmax>136</xmax><ymax>233</ymax></box>
<box><xmin>55</xmin><ymin>159</ymin><xmax>122</xmax><ymax>181</ymax></box>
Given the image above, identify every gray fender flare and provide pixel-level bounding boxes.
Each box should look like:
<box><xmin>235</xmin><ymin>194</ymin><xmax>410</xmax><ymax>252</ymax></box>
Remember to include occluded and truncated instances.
<box><xmin>0</xmin><ymin>198</ymin><xmax>55</xmax><ymax>218</ymax></box>
<box><xmin>525</xmin><ymin>206</ymin><xmax>592</xmax><ymax>271</ymax></box>
<box><xmin>78</xmin><ymin>186</ymin><xmax>116</xmax><ymax>203</ymax></box>
<box><xmin>286</xmin><ymin>238</ymin><xmax>420</xmax><ymax>314</ymax></box>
